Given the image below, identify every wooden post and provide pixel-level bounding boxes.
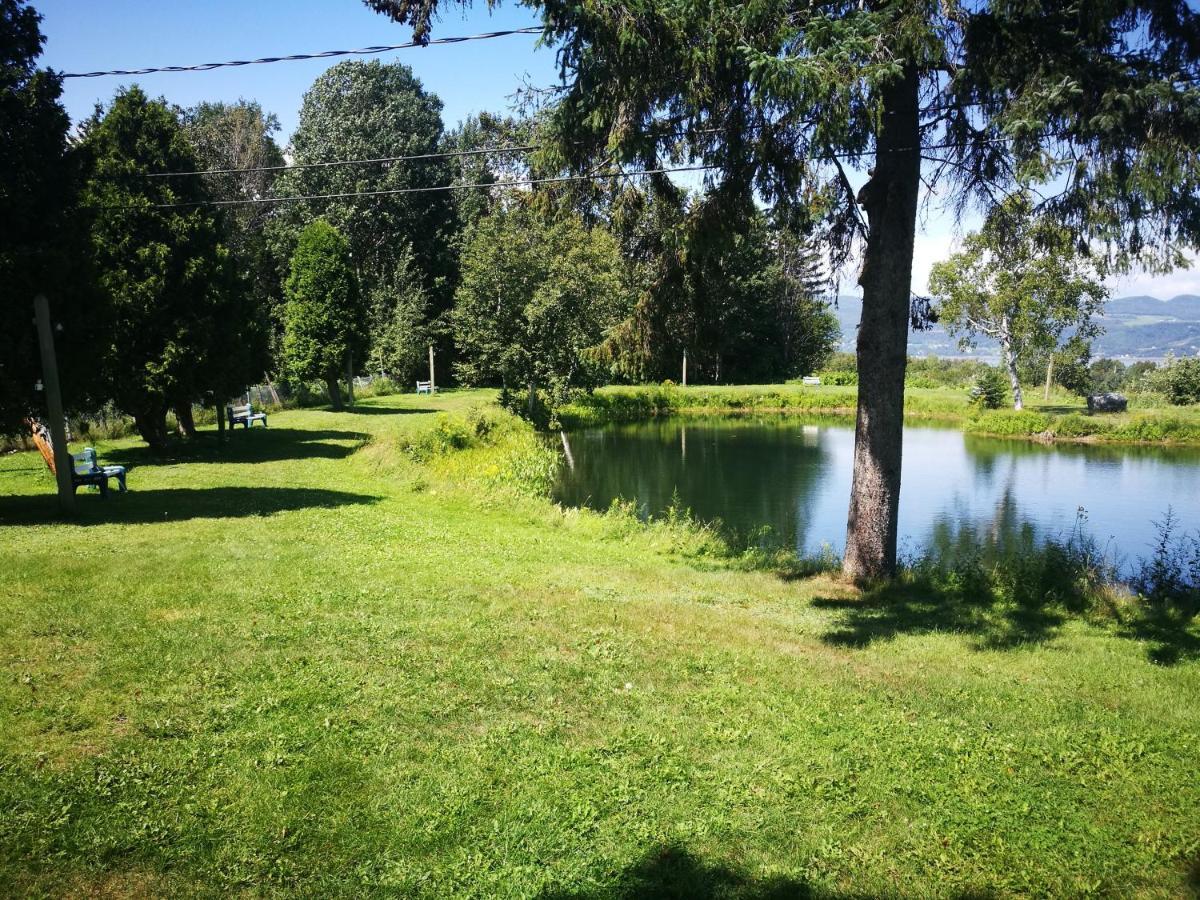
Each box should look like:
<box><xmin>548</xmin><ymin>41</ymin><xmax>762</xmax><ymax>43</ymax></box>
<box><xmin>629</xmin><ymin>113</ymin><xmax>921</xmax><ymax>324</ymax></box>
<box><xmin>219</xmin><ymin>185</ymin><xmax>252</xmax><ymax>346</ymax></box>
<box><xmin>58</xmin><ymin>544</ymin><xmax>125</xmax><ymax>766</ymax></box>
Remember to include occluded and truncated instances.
<box><xmin>1044</xmin><ymin>355</ymin><xmax>1054</xmax><ymax>402</ymax></box>
<box><xmin>428</xmin><ymin>344</ymin><xmax>436</xmax><ymax>394</ymax></box>
<box><xmin>682</xmin><ymin>350</ymin><xmax>688</xmax><ymax>387</ymax></box>
<box><xmin>33</xmin><ymin>294</ymin><xmax>74</xmax><ymax>513</ymax></box>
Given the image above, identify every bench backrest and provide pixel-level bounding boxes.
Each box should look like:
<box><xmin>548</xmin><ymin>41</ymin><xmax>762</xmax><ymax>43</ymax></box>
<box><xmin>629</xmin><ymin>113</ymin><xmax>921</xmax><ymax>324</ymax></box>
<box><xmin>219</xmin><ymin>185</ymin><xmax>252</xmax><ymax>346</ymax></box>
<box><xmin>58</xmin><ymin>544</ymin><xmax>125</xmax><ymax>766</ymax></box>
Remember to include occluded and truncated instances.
<box><xmin>229</xmin><ymin>403</ymin><xmax>253</xmax><ymax>417</ymax></box>
<box><xmin>72</xmin><ymin>448</ymin><xmax>99</xmax><ymax>477</ymax></box>
<box><xmin>416</xmin><ymin>381</ymin><xmax>431</xmax><ymax>389</ymax></box>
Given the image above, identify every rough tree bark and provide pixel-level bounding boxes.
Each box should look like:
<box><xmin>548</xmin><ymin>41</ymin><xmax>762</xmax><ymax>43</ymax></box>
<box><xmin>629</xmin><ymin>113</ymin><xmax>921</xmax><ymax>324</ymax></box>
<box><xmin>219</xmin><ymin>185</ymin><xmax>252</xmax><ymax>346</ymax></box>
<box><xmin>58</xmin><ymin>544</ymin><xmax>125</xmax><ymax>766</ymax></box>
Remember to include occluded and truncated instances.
<box><xmin>843</xmin><ymin>65</ymin><xmax>921</xmax><ymax>582</ymax></box>
<box><xmin>326</xmin><ymin>377</ymin><xmax>343</xmax><ymax>411</ymax></box>
<box><xmin>133</xmin><ymin>402</ymin><xmax>170</xmax><ymax>451</ymax></box>
<box><xmin>174</xmin><ymin>402</ymin><xmax>197</xmax><ymax>437</ymax></box>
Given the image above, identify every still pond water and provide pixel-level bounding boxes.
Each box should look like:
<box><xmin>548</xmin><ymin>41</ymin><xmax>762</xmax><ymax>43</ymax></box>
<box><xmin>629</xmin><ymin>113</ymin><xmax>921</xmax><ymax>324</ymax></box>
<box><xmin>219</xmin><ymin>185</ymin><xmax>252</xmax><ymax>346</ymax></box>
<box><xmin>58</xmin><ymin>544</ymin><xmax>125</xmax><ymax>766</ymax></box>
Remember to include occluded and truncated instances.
<box><xmin>553</xmin><ymin>417</ymin><xmax>1200</xmax><ymax>563</ymax></box>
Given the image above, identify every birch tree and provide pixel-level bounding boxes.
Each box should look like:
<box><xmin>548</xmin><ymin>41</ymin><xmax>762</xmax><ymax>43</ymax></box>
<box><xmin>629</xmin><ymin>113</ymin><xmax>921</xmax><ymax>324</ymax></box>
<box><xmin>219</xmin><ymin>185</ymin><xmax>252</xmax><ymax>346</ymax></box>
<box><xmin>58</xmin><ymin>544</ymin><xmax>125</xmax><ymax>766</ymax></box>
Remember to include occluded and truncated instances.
<box><xmin>930</xmin><ymin>195</ymin><xmax>1107</xmax><ymax>411</ymax></box>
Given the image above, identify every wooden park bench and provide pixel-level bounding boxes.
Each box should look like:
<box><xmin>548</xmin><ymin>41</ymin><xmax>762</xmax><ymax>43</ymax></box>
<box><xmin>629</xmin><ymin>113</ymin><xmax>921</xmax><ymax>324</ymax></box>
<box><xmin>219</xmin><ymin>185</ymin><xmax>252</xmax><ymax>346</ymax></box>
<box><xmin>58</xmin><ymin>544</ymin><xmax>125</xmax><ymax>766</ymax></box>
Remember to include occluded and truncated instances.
<box><xmin>31</xmin><ymin>425</ymin><xmax>127</xmax><ymax>496</ymax></box>
<box><xmin>416</xmin><ymin>380</ymin><xmax>438</xmax><ymax>395</ymax></box>
<box><xmin>801</xmin><ymin>376</ymin><xmax>822</xmax><ymax>386</ymax></box>
<box><xmin>226</xmin><ymin>401</ymin><xmax>268</xmax><ymax>429</ymax></box>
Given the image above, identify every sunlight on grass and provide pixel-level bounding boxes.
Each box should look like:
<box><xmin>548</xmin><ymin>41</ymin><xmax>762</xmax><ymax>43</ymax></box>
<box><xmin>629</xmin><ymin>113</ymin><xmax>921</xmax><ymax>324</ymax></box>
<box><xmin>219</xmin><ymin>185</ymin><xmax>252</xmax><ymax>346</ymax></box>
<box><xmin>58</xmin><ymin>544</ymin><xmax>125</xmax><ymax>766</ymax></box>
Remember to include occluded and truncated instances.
<box><xmin>2</xmin><ymin>389</ymin><xmax>1198</xmax><ymax>896</ymax></box>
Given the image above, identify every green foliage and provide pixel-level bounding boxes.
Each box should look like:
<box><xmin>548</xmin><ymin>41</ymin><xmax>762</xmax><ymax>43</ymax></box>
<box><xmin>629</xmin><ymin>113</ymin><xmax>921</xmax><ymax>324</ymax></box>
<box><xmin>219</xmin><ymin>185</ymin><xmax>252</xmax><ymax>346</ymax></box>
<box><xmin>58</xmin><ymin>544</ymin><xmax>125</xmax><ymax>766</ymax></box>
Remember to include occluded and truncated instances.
<box><xmin>282</xmin><ymin>220</ymin><xmax>366</xmax><ymax>402</ymax></box>
<box><xmin>0</xmin><ymin>0</ymin><xmax>97</xmax><ymax>435</ymax></box>
<box><xmin>79</xmin><ymin>87</ymin><xmax>259</xmax><ymax>448</ymax></box>
<box><xmin>1087</xmin><ymin>358</ymin><xmax>1128</xmax><ymax>394</ymax></box>
<box><xmin>1134</xmin><ymin>509</ymin><xmax>1200</xmax><ymax>624</ymax></box>
<box><xmin>905</xmin><ymin>356</ymin><xmax>991</xmax><ymax>389</ymax></box>
<box><xmin>380</xmin><ymin>406</ymin><xmax>561</xmax><ymax>496</ymax></box>
<box><xmin>271</xmin><ymin>60</ymin><xmax>458</xmax><ymax>380</ymax></box>
<box><xmin>1144</xmin><ymin>356</ymin><xmax>1200</xmax><ymax>405</ymax></box>
<box><xmin>968</xmin><ymin>367</ymin><xmax>1009</xmax><ymax>409</ymax></box>
<box><xmin>600</xmin><ymin>192</ymin><xmax>840</xmax><ymax>384</ymax></box>
<box><xmin>453</xmin><ymin>199</ymin><xmax>629</xmax><ymax>413</ymax></box>
<box><xmin>181</xmin><ymin>100</ymin><xmax>286</xmax><ymax>375</ymax></box>
<box><xmin>931</xmin><ymin>193</ymin><xmax>1108</xmax><ymax>408</ymax></box>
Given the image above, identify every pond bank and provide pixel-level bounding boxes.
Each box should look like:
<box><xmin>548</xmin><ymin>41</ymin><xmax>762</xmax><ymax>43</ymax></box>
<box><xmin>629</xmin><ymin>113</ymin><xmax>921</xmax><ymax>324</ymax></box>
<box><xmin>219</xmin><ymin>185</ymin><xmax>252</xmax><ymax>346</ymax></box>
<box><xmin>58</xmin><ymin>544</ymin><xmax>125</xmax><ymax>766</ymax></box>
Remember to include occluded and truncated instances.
<box><xmin>558</xmin><ymin>383</ymin><xmax>1200</xmax><ymax>445</ymax></box>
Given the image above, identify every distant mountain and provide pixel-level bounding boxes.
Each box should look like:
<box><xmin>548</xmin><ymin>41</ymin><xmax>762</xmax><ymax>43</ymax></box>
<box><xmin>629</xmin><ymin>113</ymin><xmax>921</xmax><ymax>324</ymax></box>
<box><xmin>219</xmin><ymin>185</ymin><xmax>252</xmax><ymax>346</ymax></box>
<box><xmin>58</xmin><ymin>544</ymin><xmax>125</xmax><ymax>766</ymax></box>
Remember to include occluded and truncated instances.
<box><xmin>827</xmin><ymin>294</ymin><xmax>1200</xmax><ymax>359</ymax></box>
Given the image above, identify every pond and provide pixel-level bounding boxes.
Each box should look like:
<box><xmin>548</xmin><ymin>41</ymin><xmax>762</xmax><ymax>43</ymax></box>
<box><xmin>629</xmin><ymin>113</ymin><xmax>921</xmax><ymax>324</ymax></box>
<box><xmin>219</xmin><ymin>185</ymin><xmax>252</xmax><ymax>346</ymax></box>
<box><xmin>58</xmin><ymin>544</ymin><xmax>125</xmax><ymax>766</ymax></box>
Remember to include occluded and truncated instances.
<box><xmin>553</xmin><ymin>417</ymin><xmax>1200</xmax><ymax>564</ymax></box>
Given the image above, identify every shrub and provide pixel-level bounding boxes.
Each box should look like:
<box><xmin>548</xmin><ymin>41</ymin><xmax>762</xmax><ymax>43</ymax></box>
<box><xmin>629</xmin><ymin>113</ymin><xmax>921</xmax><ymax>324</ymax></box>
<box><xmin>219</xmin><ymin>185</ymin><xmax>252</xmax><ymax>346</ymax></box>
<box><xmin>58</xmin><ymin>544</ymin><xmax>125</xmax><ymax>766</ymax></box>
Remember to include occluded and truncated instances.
<box><xmin>819</xmin><ymin>370</ymin><xmax>858</xmax><ymax>386</ymax></box>
<box><xmin>968</xmin><ymin>367</ymin><xmax>1008</xmax><ymax>409</ymax></box>
<box><xmin>1132</xmin><ymin>509</ymin><xmax>1200</xmax><ymax>620</ymax></box>
<box><xmin>1145</xmin><ymin>357</ymin><xmax>1200</xmax><ymax>405</ymax></box>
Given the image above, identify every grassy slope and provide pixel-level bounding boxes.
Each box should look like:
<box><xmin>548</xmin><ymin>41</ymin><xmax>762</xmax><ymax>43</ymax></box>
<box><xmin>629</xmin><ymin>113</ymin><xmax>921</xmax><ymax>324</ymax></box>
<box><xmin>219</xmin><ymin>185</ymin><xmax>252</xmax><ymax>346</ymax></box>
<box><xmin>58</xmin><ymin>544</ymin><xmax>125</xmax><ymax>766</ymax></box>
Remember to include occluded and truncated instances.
<box><xmin>559</xmin><ymin>384</ymin><xmax>1200</xmax><ymax>444</ymax></box>
<box><xmin>1</xmin><ymin>391</ymin><xmax>1198</xmax><ymax>897</ymax></box>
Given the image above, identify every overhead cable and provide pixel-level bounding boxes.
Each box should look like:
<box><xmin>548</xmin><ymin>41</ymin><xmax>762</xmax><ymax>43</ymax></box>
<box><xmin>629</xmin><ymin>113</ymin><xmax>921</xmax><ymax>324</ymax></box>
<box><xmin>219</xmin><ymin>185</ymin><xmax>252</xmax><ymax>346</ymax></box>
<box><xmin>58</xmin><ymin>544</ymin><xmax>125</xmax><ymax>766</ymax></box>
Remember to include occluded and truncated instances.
<box><xmin>62</xmin><ymin>27</ymin><xmax>543</xmax><ymax>79</ymax></box>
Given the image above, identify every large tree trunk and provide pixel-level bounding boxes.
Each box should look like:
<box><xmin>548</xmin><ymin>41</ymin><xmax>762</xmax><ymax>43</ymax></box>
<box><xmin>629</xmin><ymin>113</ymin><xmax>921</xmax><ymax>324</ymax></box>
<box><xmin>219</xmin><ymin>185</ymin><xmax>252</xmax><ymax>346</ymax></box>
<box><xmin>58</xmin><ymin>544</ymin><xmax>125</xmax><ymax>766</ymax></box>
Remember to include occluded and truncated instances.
<box><xmin>215</xmin><ymin>396</ymin><xmax>226</xmax><ymax>442</ymax></box>
<box><xmin>134</xmin><ymin>402</ymin><xmax>170</xmax><ymax>452</ymax></box>
<box><xmin>843</xmin><ymin>65</ymin><xmax>921</xmax><ymax>582</ymax></box>
<box><xmin>326</xmin><ymin>377</ymin><xmax>343</xmax><ymax>411</ymax></box>
<box><xmin>345</xmin><ymin>350</ymin><xmax>355</xmax><ymax>408</ymax></box>
<box><xmin>174</xmin><ymin>401</ymin><xmax>197</xmax><ymax>437</ymax></box>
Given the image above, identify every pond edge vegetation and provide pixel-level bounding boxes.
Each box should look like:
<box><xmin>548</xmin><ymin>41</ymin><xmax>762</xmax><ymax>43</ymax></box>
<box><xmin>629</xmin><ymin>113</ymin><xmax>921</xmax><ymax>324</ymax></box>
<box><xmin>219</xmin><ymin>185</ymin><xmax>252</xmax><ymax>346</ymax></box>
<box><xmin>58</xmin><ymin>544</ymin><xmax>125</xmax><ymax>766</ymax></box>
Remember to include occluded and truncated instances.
<box><xmin>555</xmin><ymin>382</ymin><xmax>1200</xmax><ymax>446</ymax></box>
<box><xmin>386</xmin><ymin>403</ymin><xmax>1200</xmax><ymax>666</ymax></box>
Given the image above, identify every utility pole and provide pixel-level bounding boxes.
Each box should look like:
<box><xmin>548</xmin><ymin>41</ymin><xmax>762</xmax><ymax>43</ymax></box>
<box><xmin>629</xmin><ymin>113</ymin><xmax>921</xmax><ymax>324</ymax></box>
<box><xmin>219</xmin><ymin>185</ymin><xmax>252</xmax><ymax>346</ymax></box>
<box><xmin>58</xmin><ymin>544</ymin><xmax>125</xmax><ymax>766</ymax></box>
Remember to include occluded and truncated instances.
<box><xmin>682</xmin><ymin>349</ymin><xmax>688</xmax><ymax>387</ymax></box>
<box><xmin>428</xmin><ymin>344</ymin><xmax>436</xmax><ymax>393</ymax></box>
<box><xmin>33</xmin><ymin>294</ymin><xmax>74</xmax><ymax>513</ymax></box>
<box><xmin>1043</xmin><ymin>355</ymin><xmax>1054</xmax><ymax>402</ymax></box>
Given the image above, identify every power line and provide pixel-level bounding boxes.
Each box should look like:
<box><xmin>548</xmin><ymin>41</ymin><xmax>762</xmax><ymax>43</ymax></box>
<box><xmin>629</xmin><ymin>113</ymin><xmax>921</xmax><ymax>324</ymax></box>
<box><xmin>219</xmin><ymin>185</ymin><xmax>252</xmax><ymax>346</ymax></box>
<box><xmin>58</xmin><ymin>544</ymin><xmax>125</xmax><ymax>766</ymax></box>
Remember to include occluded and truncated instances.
<box><xmin>139</xmin><ymin>131</ymin><xmax>1029</xmax><ymax>181</ymax></box>
<box><xmin>61</xmin><ymin>27</ymin><xmax>543</xmax><ymax>79</ymax></box>
<box><xmin>121</xmin><ymin>131</ymin><xmax>1036</xmax><ymax>211</ymax></box>
<box><xmin>131</xmin><ymin>164</ymin><xmax>722</xmax><ymax>210</ymax></box>
<box><xmin>146</xmin><ymin>143</ymin><xmax>541</xmax><ymax>178</ymax></box>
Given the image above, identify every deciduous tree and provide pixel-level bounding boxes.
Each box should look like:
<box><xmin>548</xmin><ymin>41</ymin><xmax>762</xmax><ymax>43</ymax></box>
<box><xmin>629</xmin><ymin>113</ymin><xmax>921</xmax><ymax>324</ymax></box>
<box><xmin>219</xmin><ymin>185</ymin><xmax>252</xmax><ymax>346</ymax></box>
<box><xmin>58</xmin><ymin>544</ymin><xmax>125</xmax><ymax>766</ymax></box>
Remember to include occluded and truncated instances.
<box><xmin>272</xmin><ymin>61</ymin><xmax>458</xmax><ymax>383</ymax></box>
<box><xmin>453</xmin><ymin>199</ymin><xmax>628</xmax><ymax>414</ymax></box>
<box><xmin>930</xmin><ymin>194</ymin><xmax>1108</xmax><ymax>410</ymax></box>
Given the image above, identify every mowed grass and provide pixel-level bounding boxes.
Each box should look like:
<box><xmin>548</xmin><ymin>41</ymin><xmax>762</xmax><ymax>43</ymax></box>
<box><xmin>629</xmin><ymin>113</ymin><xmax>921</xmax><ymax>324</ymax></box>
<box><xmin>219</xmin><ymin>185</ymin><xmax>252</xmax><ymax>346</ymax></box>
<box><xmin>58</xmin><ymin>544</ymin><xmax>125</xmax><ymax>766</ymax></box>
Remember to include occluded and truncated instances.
<box><xmin>1</xmin><ymin>390</ymin><xmax>1198</xmax><ymax>897</ymax></box>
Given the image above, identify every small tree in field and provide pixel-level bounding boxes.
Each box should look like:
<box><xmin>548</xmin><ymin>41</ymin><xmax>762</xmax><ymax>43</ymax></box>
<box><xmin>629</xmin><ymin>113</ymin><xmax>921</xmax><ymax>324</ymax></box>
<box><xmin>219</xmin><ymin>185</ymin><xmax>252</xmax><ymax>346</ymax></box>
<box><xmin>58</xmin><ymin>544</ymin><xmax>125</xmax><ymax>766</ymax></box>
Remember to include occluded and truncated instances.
<box><xmin>283</xmin><ymin>221</ymin><xmax>365</xmax><ymax>410</ymax></box>
<box><xmin>930</xmin><ymin>195</ymin><xmax>1107</xmax><ymax>410</ymax></box>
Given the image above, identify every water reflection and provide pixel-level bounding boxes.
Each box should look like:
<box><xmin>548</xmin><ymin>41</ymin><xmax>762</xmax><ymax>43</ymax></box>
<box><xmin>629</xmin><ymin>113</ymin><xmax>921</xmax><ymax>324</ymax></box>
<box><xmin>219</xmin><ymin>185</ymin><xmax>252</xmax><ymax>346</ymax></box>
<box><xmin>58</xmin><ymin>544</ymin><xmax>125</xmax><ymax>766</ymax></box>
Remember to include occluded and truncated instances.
<box><xmin>553</xmin><ymin>417</ymin><xmax>1200</xmax><ymax>564</ymax></box>
<box><xmin>555</xmin><ymin>417</ymin><xmax>834</xmax><ymax>551</ymax></box>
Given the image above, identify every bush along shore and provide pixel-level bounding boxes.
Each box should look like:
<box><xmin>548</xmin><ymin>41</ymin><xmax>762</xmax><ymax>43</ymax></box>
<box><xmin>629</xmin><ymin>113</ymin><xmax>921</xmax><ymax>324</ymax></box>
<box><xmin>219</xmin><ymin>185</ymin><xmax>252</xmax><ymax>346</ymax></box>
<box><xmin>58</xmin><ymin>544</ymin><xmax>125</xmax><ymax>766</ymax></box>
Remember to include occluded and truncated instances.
<box><xmin>556</xmin><ymin>383</ymin><xmax>1200</xmax><ymax>445</ymax></box>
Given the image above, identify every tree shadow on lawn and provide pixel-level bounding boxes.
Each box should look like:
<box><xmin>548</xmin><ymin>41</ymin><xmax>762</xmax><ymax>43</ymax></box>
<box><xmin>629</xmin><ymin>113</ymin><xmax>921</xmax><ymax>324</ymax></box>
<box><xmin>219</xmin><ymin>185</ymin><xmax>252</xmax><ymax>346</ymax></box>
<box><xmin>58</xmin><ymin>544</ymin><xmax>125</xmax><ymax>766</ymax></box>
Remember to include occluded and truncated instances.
<box><xmin>1117</xmin><ymin>608</ymin><xmax>1200</xmax><ymax>666</ymax></box>
<box><xmin>540</xmin><ymin>844</ymin><xmax>990</xmax><ymax>899</ymax></box>
<box><xmin>0</xmin><ymin>486</ymin><xmax>380</xmax><ymax>527</ymax></box>
<box><xmin>813</xmin><ymin>576</ymin><xmax>1068</xmax><ymax>653</ymax></box>
<box><xmin>813</xmin><ymin>575</ymin><xmax>1200</xmax><ymax>665</ymax></box>
<box><xmin>100</xmin><ymin>427</ymin><xmax>370</xmax><ymax>468</ymax></box>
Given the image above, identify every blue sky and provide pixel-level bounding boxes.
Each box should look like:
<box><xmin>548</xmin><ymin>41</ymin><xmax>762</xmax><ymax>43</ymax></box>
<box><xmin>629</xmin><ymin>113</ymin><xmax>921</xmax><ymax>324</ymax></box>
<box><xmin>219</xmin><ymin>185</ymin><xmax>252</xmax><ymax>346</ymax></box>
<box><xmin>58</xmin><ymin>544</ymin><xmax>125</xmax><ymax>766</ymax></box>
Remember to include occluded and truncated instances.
<box><xmin>33</xmin><ymin>0</ymin><xmax>1197</xmax><ymax>299</ymax></box>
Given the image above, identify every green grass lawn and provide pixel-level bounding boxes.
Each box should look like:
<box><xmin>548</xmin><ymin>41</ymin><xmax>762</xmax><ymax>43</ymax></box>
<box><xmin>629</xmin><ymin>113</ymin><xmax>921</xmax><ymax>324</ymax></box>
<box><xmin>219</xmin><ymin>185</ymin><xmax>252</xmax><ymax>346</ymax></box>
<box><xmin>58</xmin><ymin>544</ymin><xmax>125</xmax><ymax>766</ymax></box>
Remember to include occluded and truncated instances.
<box><xmin>2</xmin><ymin>390</ymin><xmax>1198</xmax><ymax>897</ymax></box>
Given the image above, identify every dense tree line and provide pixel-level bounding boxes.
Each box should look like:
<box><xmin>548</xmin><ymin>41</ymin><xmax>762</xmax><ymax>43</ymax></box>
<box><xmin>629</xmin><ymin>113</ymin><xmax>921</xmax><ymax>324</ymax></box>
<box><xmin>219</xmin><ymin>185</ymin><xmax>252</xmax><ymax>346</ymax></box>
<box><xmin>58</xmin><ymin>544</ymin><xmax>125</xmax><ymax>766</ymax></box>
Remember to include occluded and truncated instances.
<box><xmin>1</xmin><ymin>0</ymin><xmax>841</xmax><ymax>447</ymax></box>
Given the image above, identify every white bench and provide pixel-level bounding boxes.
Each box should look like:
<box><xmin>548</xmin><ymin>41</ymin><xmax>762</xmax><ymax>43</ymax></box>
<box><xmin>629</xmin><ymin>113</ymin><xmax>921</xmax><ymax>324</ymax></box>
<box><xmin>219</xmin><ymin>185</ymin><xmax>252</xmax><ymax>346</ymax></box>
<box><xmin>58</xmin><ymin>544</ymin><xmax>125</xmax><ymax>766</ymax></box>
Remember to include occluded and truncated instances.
<box><xmin>802</xmin><ymin>376</ymin><xmax>821</xmax><ymax>386</ymax></box>
<box><xmin>416</xmin><ymin>381</ymin><xmax>438</xmax><ymax>395</ymax></box>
